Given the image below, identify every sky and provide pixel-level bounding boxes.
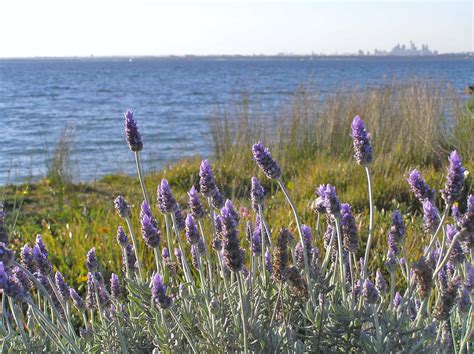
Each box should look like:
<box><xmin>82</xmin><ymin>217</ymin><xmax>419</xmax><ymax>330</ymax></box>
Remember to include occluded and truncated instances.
<box><xmin>0</xmin><ymin>0</ymin><xmax>471</xmax><ymax>57</ymax></box>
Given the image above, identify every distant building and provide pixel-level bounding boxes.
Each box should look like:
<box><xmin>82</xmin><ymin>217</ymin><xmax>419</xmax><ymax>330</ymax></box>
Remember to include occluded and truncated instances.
<box><xmin>363</xmin><ymin>41</ymin><xmax>437</xmax><ymax>56</ymax></box>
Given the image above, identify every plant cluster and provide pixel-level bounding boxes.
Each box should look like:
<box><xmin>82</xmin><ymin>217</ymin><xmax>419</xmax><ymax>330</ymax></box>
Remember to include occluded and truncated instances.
<box><xmin>0</xmin><ymin>110</ymin><xmax>472</xmax><ymax>353</ymax></box>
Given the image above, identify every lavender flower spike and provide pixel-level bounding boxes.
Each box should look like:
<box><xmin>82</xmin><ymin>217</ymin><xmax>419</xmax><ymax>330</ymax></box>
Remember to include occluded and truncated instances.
<box><xmin>32</xmin><ymin>245</ymin><xmax>52</xmax><ymax>275</ymax></box>
<box><xmin>316</xmin><ymin>184</ymin><xmax>341</xmax><ymax>217</ymax></box>
<box><xmin>351</xmin><ymin>115</ymin><xmax>373</xmax><ymax>166</ymax></box>
<box><xmin>116</xmin><ymin>226</ymin><xmax>129</xmax><ymax>247</ymax></box>
<box><xmin>441</xmin><ymin>150</ymin><xmax>466</xmax><ymax>205</ymax></box>
<box><xmin>250</xmin><ymin>176</ymin><xmax>265</xmax><ymax>212</ymax></box>
<box><xmin>211</xmin><ymin>187</ymin><xmax>225</xmax><ymax>209</ymax></box>
<box><xmin>55</xmin><ymin>271</ymin><xmax>70</xmax><ymax>301</ymax></box>
<box><xmin>140</xmin><ymin>202</ymin><xmax>161</xmax><ymax>248</ymax></box>
<box><xmin>252</xmin><ymin>142</ymin><xmax>281</xmax><ymax>180</ymax></box>
<box><xmin>341</xmin><ymin>203</ymin><xmax>359</xmax><ymax>253</ymax></box>
<box><xmin>114</xmin><ymin>195</ymin><xmax>131</xmax><ymax>219</ymax></box>
<box><xmin>423</xmin><ymin>200</ymin><xmax>440</xmax><ymax>233</ymax></box>
<box><xmin>387</xmin><ymin>209</ymin><xmax>405</xmax><ymax>256</ymax></box>
<box><xmin>446</xmin><ymin>224</ymin><xmax>465</xmax><ymax>266</ymax></box>
<box><xmin>151</xmin><ymin>273</ymin><xmax>172</xmax><ymax>309</ymax></box>
<box><xmin>375</xmin><ymin>270</ymin><xmax>388</xmax><ymax>295</ymax></box>
<box><xmin>0</xmin><ymin>202</ymin><xmax>8</xmax><ymax>244</ymax></box>
<box><xmin>185</xmin><ymin>214</ymin><xmax>200</xmax><ymax>245</ymax></box>
<box><xmin>110</xmin><ymin>273</ymin><xmax>122</xmax><ymax>300</ymax></box>
<box><xmin>296</xmin><ymin>225</ymin><xmax>312</xmax><ymax>270</ymax></box>
<box><xmin>20</xmin><ymin>244</ymin><xmax>35</xmax><ymax>272</ymax></box>
<box><xmin>70</xmin><ymin>288</ymin><xmax>85</xmax><ymax>311</ymax></box>
<box><xmin>407</xmin><ymin>169</ymin><xmax>435</xmax><ymax>202</ymax></box>
<box><xmin>157</xmin><ymin>179</ymin><xmax>177</xmax><ymax>214</ymax></box>
<box><xmin>86</xmin><ymin>247</ymin><xmax>98</xmax><ymax>273</ymax></box>
<box><xmin>221</xmin><ymin>199</ymin><xmax>244</xmax><ymax>272</ymax></box>
<box><xmin>199</xmin><ymin>160</ymin><xmax>217</xmax><ymax>197</ymax></box>
<box><xmin>362</xmin><ymin>278</ymin><xmax>379</xmax><ymax>304</ymax></box>
<box><xmin>188</xmin><ymin>186</ymin><xmax>205</xmax><ymax>219</ymax></box>
<box><xmin>124</xmin><ymin>109</ymin><xmax>143</xmax><ymax>152</ymax></box>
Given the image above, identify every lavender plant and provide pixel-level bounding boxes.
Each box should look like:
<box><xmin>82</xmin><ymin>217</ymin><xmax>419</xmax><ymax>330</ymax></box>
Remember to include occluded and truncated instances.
<box><xmin>0</xmin><ymin>112</ymin><xmax>472</xmax><ymax>354</ymax></box>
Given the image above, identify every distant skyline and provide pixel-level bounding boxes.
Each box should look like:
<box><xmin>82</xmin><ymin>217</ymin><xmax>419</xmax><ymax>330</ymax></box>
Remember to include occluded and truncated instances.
<box><xmin>0</xmin><ymin>0</ymin><xmax>471</xmax><ymax>58</ymax></box>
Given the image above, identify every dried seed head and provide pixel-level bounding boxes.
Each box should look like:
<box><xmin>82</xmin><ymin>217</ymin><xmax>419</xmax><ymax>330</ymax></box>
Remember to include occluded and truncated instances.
<box><xmin>412</xmin><ymin>257</ymin><xmax>433</xmax><ymax>299</ymax></box>
<box><xmin>273</xmin><ymin>227</ymin><xmax>290</xmax><ymax>282</ymax></box>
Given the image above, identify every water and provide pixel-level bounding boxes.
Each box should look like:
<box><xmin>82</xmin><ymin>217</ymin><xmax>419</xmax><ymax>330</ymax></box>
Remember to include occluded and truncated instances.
<box><xmin>0</xmin><ymin>56</ymin><xmax>472</xmax><ymax>184</ymax></box>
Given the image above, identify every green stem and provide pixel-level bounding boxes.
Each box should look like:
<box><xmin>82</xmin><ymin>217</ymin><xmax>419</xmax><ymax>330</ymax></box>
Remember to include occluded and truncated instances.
<box><xmin>125</xmin><ymin>217</ymin><xmax>145</xmax><ymax>282</ymax></box>
<box><xmin>334</xmin><ymin>217</ymin><xmax>346</xmax><ymax>300</ymax></box>
<box><xmin>372</xmin><ymin>304</ymin><xmax>382</xmax><ymax>350</ymax></box>
<box><xmin>8</xmin><ymin>297</ymin><xmax>31</xmax><ymax>351</ymax></box>
<box><xmin>170</xmin><ymin>212</ymin><xmax>194</xmax><ymax>285</ymax></box>
<box><xmin>362</xmin><ymin>165</ymin><xmax>374</xmax><ymax>279</ymax></box>
<box><xmin>153</xmin><ymin>247</ymin><xmax>162</xmax><ymax>274</ymax></box>
<box><xmin>433</xmin><ymin>231</ymin><xmax>464</xmax><ymax>280</ymax></box>
<box><xmin>424</xmin><ymin>206</ymin><xmax>450</xmax><ymax>257</ymax></box>
<box><xmin>134</xmin><ymin>151</ymin><xmax>150</xmax><ymax>205</ymax></box>
<box><xmin>237</xmin><ymin>273</ymin><xmax>249</xmax><ymax>354</ymax></box>
<box><xmin>165</xmin><ymin>214</ymin><xmax>174</xmax><ymax>261</ymax></box>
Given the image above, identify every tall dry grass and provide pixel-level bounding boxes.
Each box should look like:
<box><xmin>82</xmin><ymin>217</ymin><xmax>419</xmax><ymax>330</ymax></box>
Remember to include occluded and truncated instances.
<box><xmin>211</xmin><ymin>79</ymin><xmax>472</xmax><ymax>175</ymax></box>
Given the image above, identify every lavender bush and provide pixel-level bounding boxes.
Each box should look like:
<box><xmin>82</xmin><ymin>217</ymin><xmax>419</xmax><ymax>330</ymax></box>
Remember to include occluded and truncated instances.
<box><xmin>0</xmin><ymin>113</ymin><xmax>472</xmax><ymax>353</ymax></box>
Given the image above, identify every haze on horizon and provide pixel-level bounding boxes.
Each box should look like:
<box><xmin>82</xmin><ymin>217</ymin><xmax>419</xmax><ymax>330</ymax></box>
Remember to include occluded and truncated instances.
<box><xmin>0</xmin><ymin>0</ymin><xmax>472</xmax><ymax>58</ymax></box>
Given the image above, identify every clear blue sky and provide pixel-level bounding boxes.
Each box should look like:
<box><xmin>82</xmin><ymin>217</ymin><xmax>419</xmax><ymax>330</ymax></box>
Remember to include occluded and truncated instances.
<box><xmin>0</xmin><ymin>0</ymin><xmax>471</xmax><ymax>57</ymax></box>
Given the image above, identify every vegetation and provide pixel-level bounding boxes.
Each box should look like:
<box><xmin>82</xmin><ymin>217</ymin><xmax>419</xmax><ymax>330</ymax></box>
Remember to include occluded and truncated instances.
<box><xmin>0</xmin><ymin>79</ymin><xmax>473</xmax><ymax>352</ymax></box>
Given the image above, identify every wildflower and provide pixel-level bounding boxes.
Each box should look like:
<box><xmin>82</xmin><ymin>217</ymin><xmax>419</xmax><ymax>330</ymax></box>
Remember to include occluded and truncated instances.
<box><xmin>55</xmin><ymin>271</ymin><xmax>70</xmax><ymax>301</ymax></box>
<box><xmin>265</xmin><ymin>250</ymin><xmax>272</xmax><ymax>274</ymax></box>
<box><xmin>32</xmin><ymin>245</ymin><xmax>52</xmax><ymax>275</ymax></box>
<box><xmin>5</xmin><ymin>276</ymin><xmax>27</xmax><ymax>302</ymax></box>
<box><xmin>174</xmin><ymin>248</ymin><xmax>182</xmax><ymax>265</ymax></box>
<box><xmin>393</xmin><ymin>292</ymin><xmax>403</xmax><ymax>309</ymax></box>
<box><xmin>116</xmin><ymin>226</ymin><xmax>129</xmax><ymax>247</ymax></box>
<box><xmin>0</xmin><ymin>262</ymin><xmax>7</xmax><ymax>288</ymax></box>
<box><xmin>285</xmin><ymin>266</ymin><xmax>308</xmax><ymax>299</ymax></box>
<box><xmin>252</xmin><ymin>142</ymin><xmax>281</xmax><ymax>180</ymax></box>
<box><xmin>114</xmin><ymin>195</ymin><xmax>131</xmax><ymax>219</ymax></box>
<box><xmin>123</xmin><ymin>110</ymin><xmax>143</xmax><ymax>152</ymax></box>
<box><xmin>121</xmin><ymin>244</ymin><xmax>136</xmax><ymax>274</ymax></box>
<box><xmin>341</xmin><ymin>203</ymin><xmax>358</xmax><ymax>253</ymax></box>
<box><xmin>86</xmin><ymin>247</ymin><xmax>98</xmax><ymax>273</ymax></box>
<box><xmin>434</xmin><ymin>276</ymin><xmax>459</xmax><ymax>321</ymax></box>
<box><xmin>190</xmin><ymin>244</ymin><xmax>200</xmax><ymax>270</ymax></box>
<box><xmin>250</xmin><ymin>176</ymin><xmax>265</xmax><ymax>212</ymax></box>
<box><xmin>407</xmin><ymin>169</ymin><xmax>435</xmax><ymax>202</ymax></box>
<box><xmin>351</xmin><ymin>115</ymin><xmax>373</xmax><ymax>165</ymax></box>
<box><xmin>151</xmin><ymin>274</ymin><xmax>172</xmax><ymax>309</ymax></box>
<box><xmin>185</xmin><ymin>214</ymin><xmax>200</xmax><ymax>245</ymax></box>
<box><xmin>251</xmin><ymin>221</ymin><xmax>262</xmax><ymax>255</ymax></box>
<box><xmin>273</xmin><ymin>227</ymin><xmax>290</xmax><ymax>282</ymax></box>
<box><xmin>458</xmin><ymin>286</ymin><xmax>471</xmax><ymax>313</ymax></box>
<box><xmin>20</xmin><ymin>245</ymin><xmax>35</xmax><ymax>272</ymax></box>
<box><xmin>211</xmin><ymin>187</ymin><xmax>225</xmax><ymax>209</ymax></box>
<box><xmin>441</xmin><ymin>151</ymin><xmax>466</xmax><ymax>205</ymax></box>
<box><xmin>375</xmin><ymin>270</ymin><xmax>388</xmax><ymax>295</ymax></box>
<box><xmin>162</xmin><ymin>247</ymin><xmax>169</xmax><ymax>259</ymax></box>
<box><xmin>70</xmin><ymin>288</ymin><xmax>85</xmax><ymax>311</ymax></box>
<box><xmin>12</xmin><ymin>267</ymin><xmax>31</xmax><ymax>291</ymax></box>
<box><xmin>199</xmin><ymin>160</ymin><xmax>217</xmax><ymax>197</ymax></box>
<box><xmin>387</xmin><ymin>210</ymin><xmax>405</xmax><ymax>256</ymax></box>
<box><xmin>188</xmin><ymin>186</ymin><xmax>205</xmax><ymax>219</ymax></box>
<box><xmin>35</xmin><ymin>234</ymin><xmax>48</xmax><ymax>256</ymax></box>
<box><xmin>110</xmin><ymin>273</ymin><xmax>121</xmax><ymax>300</ymax></box>
<box><xmin>446</xmin><ymin>224</ymin><xmax>465</xmax><ymax>266</ymax></box>
<box><xmin>296</xmin><ymin>225</ymin><xmax>312</xmax><ymax>270</ymax></box>
<box><xmin>312</xmin><ymin>196</ymin><xmax>326</xmax><ymax>214</ymax></box>
<box><xmin>412</xmin><ymin>257</ymin><xmax>433</xmax><ymax>299</ymax></box>
<box><xmin>316</xmin><ymin>184</ymin><xmax>341</xmax><ymax>217</ymax></box>
<box><xmin>362</xmin><ymin>278</ymin><xmax>378</xmax><ymax>304</ymax></box>
<box><xmin>86</xmin><ymin>273</ymin><xmax>96</xmax><ymax>310</ymax></box>
<box><xmin>157</xmin><ymin>179</ymin><xmax>177</xmax><ymax>214</ymax></box>
<box><xmin>423</xmin><ymin>200</ymin><xmax>440</xmax><ymax>233</ymax></box>
<box><xmin>0</xmin><ymin>203</ymin><xmax>8</xmax><ymax>244</ymax></box>
<box><xmin>221</xmin><ymin>200</ymin><xmax>244</xmax><ymax>272</ymax></box>
<box><xmin>384</xmin><ymin>249</ymin><xmax>397</xmax><ymax>273</ymax></box>
<box><xmin>140</xmin><ymin>203</ymin><xmax>161</xmax><ymax>248</ymax></box>
<box><xmin>173</xmin><ymin>205</ymin><xmax>185</xmax><ymax>232</ymax></box>
<box><xmin>242</xmin><ymin>265</ymin><xmax>250</xmax><ymax>278</ymax></box>
<box><xmin>464</xmin><ymin>263</ymin><xmax>474</xmax><ymax>291</ymax></box>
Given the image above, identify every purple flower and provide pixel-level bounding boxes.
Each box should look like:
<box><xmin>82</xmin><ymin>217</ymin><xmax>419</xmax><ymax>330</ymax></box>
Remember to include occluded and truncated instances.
<box><xmin>211</xmin><ymin>187</ymin><xmax>225</xmax><ymax>209</ymax></box>
<box><xmin>121</xmin><ymin>244</ymin><xmax>136</xmax><ymax>275</ymax></box>
<box><xmin>212</xmin><ymin>215</ymin><xmax>223</xmax><ymax>251</ymax></box>
<box><xmin>174</xmin><ymin>248</ymin><xmax>182</xmax><ymax>264</ymax></box>
<box><xmin>124</xmin><ymin>110</ymin><xmax>143</xmax><ymax>152</ymax></box>
<box><xmin>86</xmin><ymin>273</ymin><xmax>96</xmax><ymax>310</ymax></box>
<box><xmin>441</xmin><ymin>151</ymin><xmax>466</xmax><ymax>205</ymax></box>
<box><xmin>140</xmin><ymin>203</ymin><xmax>161</xmax><ymax>248</ymax></box>
<box><xmin>4</xmin><ymin>276</ymin><xmax>27</xmax><ymax>302</ymax></box>
<box><xmin>157</xmin><ymin>179</ymin><xmax>177</xmax><ymax>214</ymax></box>
<box><xmin>173</xmin><ymin>205</ymin><xmax>186</xmax><ymax>232</ymax></box>
<box><xmin>188</xmin><ymin>186</ymin><xmax>205</xmax><ymax>219</ymax></box>
<box><xmin>0</xmin><ymin>262</ymin><xmax>7</xmax><ymax>289</ymax></box>
<box><xmin>114</xmin><ymin>195</ymin><xmax>131</xmax><ymax>219</ymax></box>
<box><xmin>251</xmin><ymin>220</ymin><xmax>262</xmax><ymax>255</ymax></box>
<box><xmin>32</xmin><ymin>245</ymin><xmax>52</xmax><ymax>275</ymax></box>
<box><xmin>375</xmin><ymin>270</ymin><xmax>388</xmax><ymax>295</ymax></box>
<box><xmin>250</xmin><ymin>176</ymin><xmax>265</xmax><ymax>212</ymax></box>
<box><xmin>20</xmin><ymin>245</ymin><xmax>35</xmax><ymax>272</ymax></box>
<box><xmin>162</xmin><ymin>247</ymin><xmax>169</xmax><ymax>259</ymax></box>
<box><xmin>423</xmin><ymin>200</ymin><xmax>440</xmax><ymax>233</ymax></box>
<box><xmin>296</xmin><ymin>225</ymin><xmax>312</xmax><ymax>270</ymax></box>
<box><xmin>0</xmin><ymin>203</ymin><xmax>8</xmax><ymax>244</ymax></box>
<box><xmin>393</xmin><ymin>292</ymin><xmax>403</xmax><ymax>309</ymax></box>
<box><xmin>110</xmin><ymin>273</ymin><xmax>121</xmax><ymax>300</ymax></box>
<box><xmin>464</xmin><ymin>263</ymin><xmax>474</xmax><ymax>291</ymax></box>
<box><xmin>221</xmin><ymin>200</ymin><xmax>244</xmax><ymax>272</ymax></box>
<box><xmin>199</xmin><ymin>160</ymin><xmax>217</xmax><ymax>197</ymax></box>
<box><xmin>407</xmin><ymin>169</ymin><xmax>435</xmax><ymax>202</ymax></box>
<box><xmin>341</xmin><ymin>203</ymin><xmax>358</xmax><ymax>253</ymax></box>
<box><xmin>351</xmin><ymin>115</ymin><xmax>373</xmax><ymax>165</ymax></box>
<box><xmin>446</xmin><ymin>224</ymin><xmax>465</xmax><ymax>266</ymax></box>
<box><xmin>185</xmin><ymin>214</ymin><xmax>200</xmax><ymax>245</ymax></box>
<box><xmin>12</xmin><ymin>267</ymin><xmax>31</xmax><ymax>291</ymax></box>
<box><xmin>385</xmin><ymin>249</ymin><xmax>397</xmax><ymax>273</ymax></box>
<box><xmin>86</xmin><ymin>247</ymin><xmax>98</xmax><ymax>273</ymax></box>
<box><xmin>55</xmin><ymin>271</ymin><xmax>70</xmax><ymax>301</ymax></box>
<box><xmin>190</xmin><ymin>244</ymin><xmax>200</xmax><ymax>270</ymax></box>
<box><xmin>312</xmin><ymin>197</ymin><xmax>326</xmax><ymax>214</ymax></box>
<box><xmin>387</xmin><ymin>210</ymin><xmax>405</xmax><ymax>256</ymax></box>
<box><xmin>265</xmin><ymin>250</ymin><xmax>272</xmax><ymax>274</ymax></box>
<box><xmin>252</xmin><ymin>142</ymin><xmax>281</xmax><ymax>180</ymax></box>
<box><xmin>70</xmin><ymin>288</ymin><xmax>85</xmax><ymax>311</ymax></box>
<box><xmin>35</xmin><ymin>234</ymin><xmax>48</xmax><ymax>256</ymax></box>
<box><xmin>316</xmin><ymin>184</ymin><xmax>341</xmax><ymax>216</ymax></box>
<box><xmin>459</xmin><ymin>286</ymin><xmax>471</xmax><ymax>313</ymax></box>
<box><xmin>362</xmin><ymin>278</ymin><xmax>379</xmax><ymax>304</ymax></box>
<box><xmin>116</xmin><ymin>226</ymin><xmax>129</xmax><ymax>247</ymax></box>
<box><xmin>151</xmin><ymin>274</ymin><xmax>172</xmax><ymax>309</ymax></box>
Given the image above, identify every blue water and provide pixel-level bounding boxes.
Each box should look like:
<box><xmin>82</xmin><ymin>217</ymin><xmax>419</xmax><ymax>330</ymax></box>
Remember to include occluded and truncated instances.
<box><xmin>0</xmin><ymin>56</ymin><xmax>472</xmax><ymax>184</ymax></box>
